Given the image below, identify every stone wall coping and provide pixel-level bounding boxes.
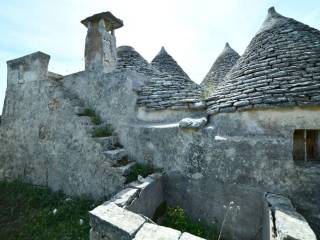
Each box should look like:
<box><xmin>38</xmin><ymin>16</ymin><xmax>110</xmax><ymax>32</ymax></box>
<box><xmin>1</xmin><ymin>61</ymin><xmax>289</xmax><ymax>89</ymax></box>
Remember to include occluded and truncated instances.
<box><xmin>133</xmin><ymin>223</ymin><xmax>181</xmax><ymax>240</ymax></box>
<box><xmin>89</xmin><ymin>173</ymin><xmax>206</xmax><ymax>240</ymax></box>
<box><xmin>89</xmin><ymin>202</ymin><xmax>146</xmax><ymax>237</ymax></box>
<box><xmin>264</xmin><ymin>193</ymin><xmax>317</xmax><ymax>240</ymax></box>
<box><xmin>7</xmin><ymin>51</ymin><xmax>50</xmax><ymax>67</ymax></box>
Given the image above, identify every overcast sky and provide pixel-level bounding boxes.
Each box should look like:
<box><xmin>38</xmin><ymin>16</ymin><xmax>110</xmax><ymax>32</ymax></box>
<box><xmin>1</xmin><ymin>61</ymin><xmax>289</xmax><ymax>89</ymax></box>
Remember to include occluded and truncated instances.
<box><xmin>0</xmin><ymin>0</ymin><xmax>319</xmax><ymax>112</ymax></box>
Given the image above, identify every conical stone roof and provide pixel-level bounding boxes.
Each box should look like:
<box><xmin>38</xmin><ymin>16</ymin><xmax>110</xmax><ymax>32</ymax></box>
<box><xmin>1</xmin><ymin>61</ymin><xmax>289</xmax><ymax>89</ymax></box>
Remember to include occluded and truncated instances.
<box><xmin>151</xmin><ymin>47</ymin><xmax>191</xmax><ymax>81</ymax></box>
<box><xmin>136</xmin><ymin>74</ymin><xmax>204</xmax><ymax>111</ymax></box>
<box><xmin>116</xmin><ymin>45</ymin><xmax>160</xmax><ymax>78</ymax></box>
<box><xmin>206</xmin><ymin>7</ymin><xmax>320</xmax><ymax>114</ymax></box>
<box><xmin>201</xmin><ymin>43</ymin><xmax>240</xmax><ymax>97</ymax></box>
<box><xmin>136</xmin><ymin>47</ymin><xmax>203</xmax><ymax>111</ymax></box>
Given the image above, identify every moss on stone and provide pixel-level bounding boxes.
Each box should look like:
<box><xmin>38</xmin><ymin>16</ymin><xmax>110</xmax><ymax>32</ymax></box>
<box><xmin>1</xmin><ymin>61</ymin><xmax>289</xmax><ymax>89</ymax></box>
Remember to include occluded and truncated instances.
<box><xmin>78</xmin><ymin>108</ymin><xmax>102</xmax><ymax>125</ymax></box>
<box><xmin>92</xmin><ymin>124</ymin><xmax>113</xmax><ymax>137</ymax></box>
<box><xmin>161</xmin><ymin>206</ymin><xmax>223</xmax><ymax>240</ymax></box>
<box><xmin>125</xmin><ymin>163</ymin><xmax>158</xmax><ymax>183</ymax></box>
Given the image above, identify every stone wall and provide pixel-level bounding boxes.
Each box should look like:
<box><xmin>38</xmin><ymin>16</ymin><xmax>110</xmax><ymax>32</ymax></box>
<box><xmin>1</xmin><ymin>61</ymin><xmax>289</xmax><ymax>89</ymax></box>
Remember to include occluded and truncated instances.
<box><xmin>262</xmin><ymin>193</ymin><xmax>316</xmax><ymax>240</ymax></box>
<box><xmin>1</xmin><ymin>53</ymin><xmax>319</xmax><ymax>239</ymax></box>
<box><xmin>0</xmin><ymin>52</ymin><xmax>125</xmax><ymax>198</ymax></box>
<box><xmin>89</xmin><ymin>173</ymin><xmax>206</xmax><ymax>240</ymax></box>
<box><xmin>123</xmin><ymin>108</ymin><xmax>320</xmax><ymax>239</ymax></box>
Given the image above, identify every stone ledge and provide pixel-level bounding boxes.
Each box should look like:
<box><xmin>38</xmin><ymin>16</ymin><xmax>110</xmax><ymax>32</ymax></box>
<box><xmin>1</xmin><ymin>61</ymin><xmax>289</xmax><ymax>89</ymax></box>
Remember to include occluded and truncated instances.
<box><xmin>179</xmin><ymin>232</ymin><xmax>206</xmax><ymax>240</ymax></box>
<box><xmin>7</xmin><ymin>51</ymin><xmax>50</xmax><ymax>85</ymax></box>
<box><xmin>89</xmin><ymin>173</ymin><xmax>205</xmax><ymax>240</ymax></box>
<box><xmin>89</xmin><ymin>202</ymin><xmax>146</xmax><ymax>240</ymax></box>
<box><xmin>263</xmin><ymin>193</ymin><xmax>317</xmax><ymax>240</ymax></box>
<box><xmin>133</xmin><ymin>223</ymin><xmax>181</xmax><ymax>240</ymax></box>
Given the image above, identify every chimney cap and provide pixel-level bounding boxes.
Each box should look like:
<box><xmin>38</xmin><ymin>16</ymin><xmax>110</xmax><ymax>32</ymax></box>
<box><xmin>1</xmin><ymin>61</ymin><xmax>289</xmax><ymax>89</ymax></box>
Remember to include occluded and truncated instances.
<box><xmin>81</xmin><ymin>11</ymin><xmax>123</xmax><ymax>31</ymax></box>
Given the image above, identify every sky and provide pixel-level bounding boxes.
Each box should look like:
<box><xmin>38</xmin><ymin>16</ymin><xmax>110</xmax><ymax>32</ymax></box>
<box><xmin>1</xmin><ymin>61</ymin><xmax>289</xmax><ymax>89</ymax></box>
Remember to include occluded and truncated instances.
<box><xmin>0</xmin><ymin>0</ymin><xmax>319</xmax><ymax>112</ymax></box>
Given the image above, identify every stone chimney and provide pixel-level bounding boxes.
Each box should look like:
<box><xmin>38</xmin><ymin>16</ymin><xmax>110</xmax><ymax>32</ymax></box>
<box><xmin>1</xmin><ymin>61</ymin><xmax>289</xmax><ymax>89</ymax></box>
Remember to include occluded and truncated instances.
<box><xmin>81</xmin><ymin>12</ymin><xmax>123</xmax><ymax>73</ymax></box>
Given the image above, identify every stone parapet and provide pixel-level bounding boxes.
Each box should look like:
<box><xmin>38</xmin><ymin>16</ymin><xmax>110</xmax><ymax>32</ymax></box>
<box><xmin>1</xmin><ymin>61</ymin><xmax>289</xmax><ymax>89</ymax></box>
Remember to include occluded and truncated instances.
<box><xmin>6</xmin><ymin>51</ymin><xmax>50</xmax><ymax>85</ymax></box>
<box><xmin>89</xmin><ymin>173</ymin><xmax>205</xmax><ymax>240</ymax></box>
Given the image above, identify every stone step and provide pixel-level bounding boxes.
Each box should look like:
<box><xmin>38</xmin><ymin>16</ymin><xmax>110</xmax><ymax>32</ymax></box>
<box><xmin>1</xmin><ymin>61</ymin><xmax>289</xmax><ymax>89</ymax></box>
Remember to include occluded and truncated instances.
<box><xmin>78</xmin><ymin>116</ymin><xmax>93</xmax><ymax>129</ymax></box>
<box><xmin>74</xmin><ymin>106</ymin><xmax>86</xmax><ymax>115</ymax></box>
<box><xmin>94</xmin><ymin>136</ymin><xmax>119</xmax><ymax>150</ymax></box>
<box><xmin>115</xmin><ymin>162</ymin><xmax>136</xmax><ymax>176</ymax></box>
<box><xmin>102</xmin><ymin>148</ymin><xmax>127</xmax><ymax>162</ymax></box>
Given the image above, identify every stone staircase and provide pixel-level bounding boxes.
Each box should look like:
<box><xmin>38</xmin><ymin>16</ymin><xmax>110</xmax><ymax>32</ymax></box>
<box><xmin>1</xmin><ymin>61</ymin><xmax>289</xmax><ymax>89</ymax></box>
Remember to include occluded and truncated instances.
<box><xmin>54</xmin><ymin>82</ymin><xmax>136</xmax><ymax>181</ymax></box>
<box><xmin>74</xmin><ymin>106</ymin><xmax>136</xmax><ymax>178</ymax></box>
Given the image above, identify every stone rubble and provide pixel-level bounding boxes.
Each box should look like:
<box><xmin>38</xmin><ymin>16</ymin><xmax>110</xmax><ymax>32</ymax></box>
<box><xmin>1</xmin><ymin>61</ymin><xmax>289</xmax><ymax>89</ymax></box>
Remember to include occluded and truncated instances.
<box><xmin>178</xmin><ymin>117</ymin><xmax>207</xmax><ymax>129</ymax></box>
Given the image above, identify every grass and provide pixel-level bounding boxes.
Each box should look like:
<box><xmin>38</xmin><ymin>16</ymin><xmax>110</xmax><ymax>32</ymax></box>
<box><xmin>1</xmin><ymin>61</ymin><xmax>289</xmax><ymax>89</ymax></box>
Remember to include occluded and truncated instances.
<box><xmin>92</xmin><ymin>124</ymin><xmax>113</xmax><ymax>137</ymax></box>
<box><xmin>161</xmin><ymin>206</ymin><xmax>225</xmax><ymax>240</ymax></box>
<box><xmin>78</xmin><ymin>108</ymin><xmax>102</xmax><ymax>125</ymax></box>
<box><xmin>112</xmin><ymin>156</ymin><xmax>130</xmax><ymax>167</ymax></box>
<box><xmin>125</xmin><ymin>163</ymin><xmax>159</xmax><ymax>184</ymax></box>
<box><xmin>0</xmin><ymin>180</ymin><xmax>98</xmax><ymax>240</ymax></box>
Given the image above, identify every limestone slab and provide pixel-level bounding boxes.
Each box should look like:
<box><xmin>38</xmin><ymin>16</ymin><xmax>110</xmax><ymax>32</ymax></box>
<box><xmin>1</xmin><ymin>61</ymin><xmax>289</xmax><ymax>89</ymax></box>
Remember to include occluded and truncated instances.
<box><xmin>111</xmin><ymin>188</ymin><xmax>139</xmax><ymax>207</ymax></box>
<box><xmin>89</xmin><ymin>202</ymin><xmax>146</xmax><ymax>239</ymax></box>
<box><xmin>133</xmin><ymin>223</ymin><xmax>181</xmax><ymax>240</ymax></box>
<box><xmin>179</xmin><ymin>232</ymin><xmax>206</xmax><ymax>240</ymax></box>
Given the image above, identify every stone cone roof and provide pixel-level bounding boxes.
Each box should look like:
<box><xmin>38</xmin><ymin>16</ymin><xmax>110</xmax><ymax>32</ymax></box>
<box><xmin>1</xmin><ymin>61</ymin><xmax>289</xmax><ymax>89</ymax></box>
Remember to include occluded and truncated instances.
<box><xmin>136</xmin><ymin>74</ymin><xmax>204</xmax><ymax>111</ymax></box>
<box><xmin>201</xmin><ymin>43</ymin><xmax>240</xmax><ymax>97</ymax></box>
<box><xmin>151</xmin><ymin>47</ymin><xmax>191</xmax><ymax>81</ymax></box>
<box><xmin>206</xmin><ymin>7</ymin><xmax>320</xmax><ymax>114</ymax></box>
<box><xmin>116</xmin><ymin>46</ymin><xmax>160</xmax><ymax>78</ymax></box>
<box><xmin>136</xmin><ymin>47</ymin><xmax>203</xmax><ymax>111</ymax></box>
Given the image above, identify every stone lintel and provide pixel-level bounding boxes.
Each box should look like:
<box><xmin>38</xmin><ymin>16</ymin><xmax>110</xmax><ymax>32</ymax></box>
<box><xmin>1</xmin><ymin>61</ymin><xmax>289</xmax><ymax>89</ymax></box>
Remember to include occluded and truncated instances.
<box><xmin>81</xmin><ymin>11</ymin><xmax>123</xmax><ymax>31</ymax></box>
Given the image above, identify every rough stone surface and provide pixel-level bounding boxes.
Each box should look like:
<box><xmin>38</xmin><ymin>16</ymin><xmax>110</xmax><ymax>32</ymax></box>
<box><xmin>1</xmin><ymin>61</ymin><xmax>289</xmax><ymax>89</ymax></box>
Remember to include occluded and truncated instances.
<box><xmin>179</xmin><ymin>232</ymin><xmax>206</xmax><ymax>240</ymax></box>
<box><xmin>207</xmin><ymin>7</ymin><xmax>320</xmax><ymax>114</ymax></box>
<box><xmin>0</xmin><ymin>54</ymin><xmax>126</xmax><ymax>199</ymax></box>
<box><xmin>111</xmin><ymin>188</ymin><xmax>139</xmax><ymax>207</ymax></box>
<box><xmin>151</xmin><ymin>47</ymin><xmax>191</xmax><ymax>81</ymax></box>
<box><xmin>178</xmin><ymin>117</ymin><xmax>207</xmax><ymax>129</ymax></box>
<box><xmin>135</xmin><ymin>47</ymin><xmax>203</xmax><ymax>112</ymax></box>
<box><xmin>265</xmin><ymin>193</ymin><xmax>317</xmax><ymax>240</ymax></box>
<box><xmin>201</xmin><ymin>43</ymin><xmax>240</xmax><ymax>97</ymax></box>
<box><xmin>125</xmin><ymin>109</ymin><xmax>320</xmax><ymax>239</ymax></box>
<box><xmin>126</xmin><ymin>174</ymin><xmax>164</xmax><ymax>218</ymax></box>
<box><xmin>89</xmin><ymin>202</ymin><xmax>146</xmax><ymax>240</ymax></box>
<box><xmin>6</xmin><ymin>51</ymin><xmax>50</xmax><ymax>85</ymax></box>
<box><xmin>133</xmin><ymin>223</ymin><xmax>181</xmax><ymax>240</ymax></box>
<box><xmin>116</xmin><ymin>46</ymin><xmax>160</xmax><ymax>79</ymax></box>
<box><xmin>275</xmin><ymin>210</ymin><xmax>317</xmax><ymax>240</ymax></box>
<box><xmin>83</xmin><ymin>14</ymin><xmax>119</xmax><ymax>73</ymax></box>
<box><xmin>1</xmin><ymin>7</ymin><xmax>320</xmax><ymax>240</ymax></box>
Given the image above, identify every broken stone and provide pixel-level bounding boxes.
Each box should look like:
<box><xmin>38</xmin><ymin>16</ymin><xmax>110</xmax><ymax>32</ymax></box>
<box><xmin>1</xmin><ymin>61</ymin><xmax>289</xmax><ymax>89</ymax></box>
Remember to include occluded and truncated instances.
<box><xmin>179</xmin><ymin>117</ymin><xmax>207</xmax><ymax>129</ymax></box>
<box><xmin>275</xmin><ymin>209</ymin><xmax>317</xmax><ymax>240</ymax></box>
<box><xmin>111</xmin><ymin>188</ymin><xmax>139</xmax><ymax>207</ymax></box>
